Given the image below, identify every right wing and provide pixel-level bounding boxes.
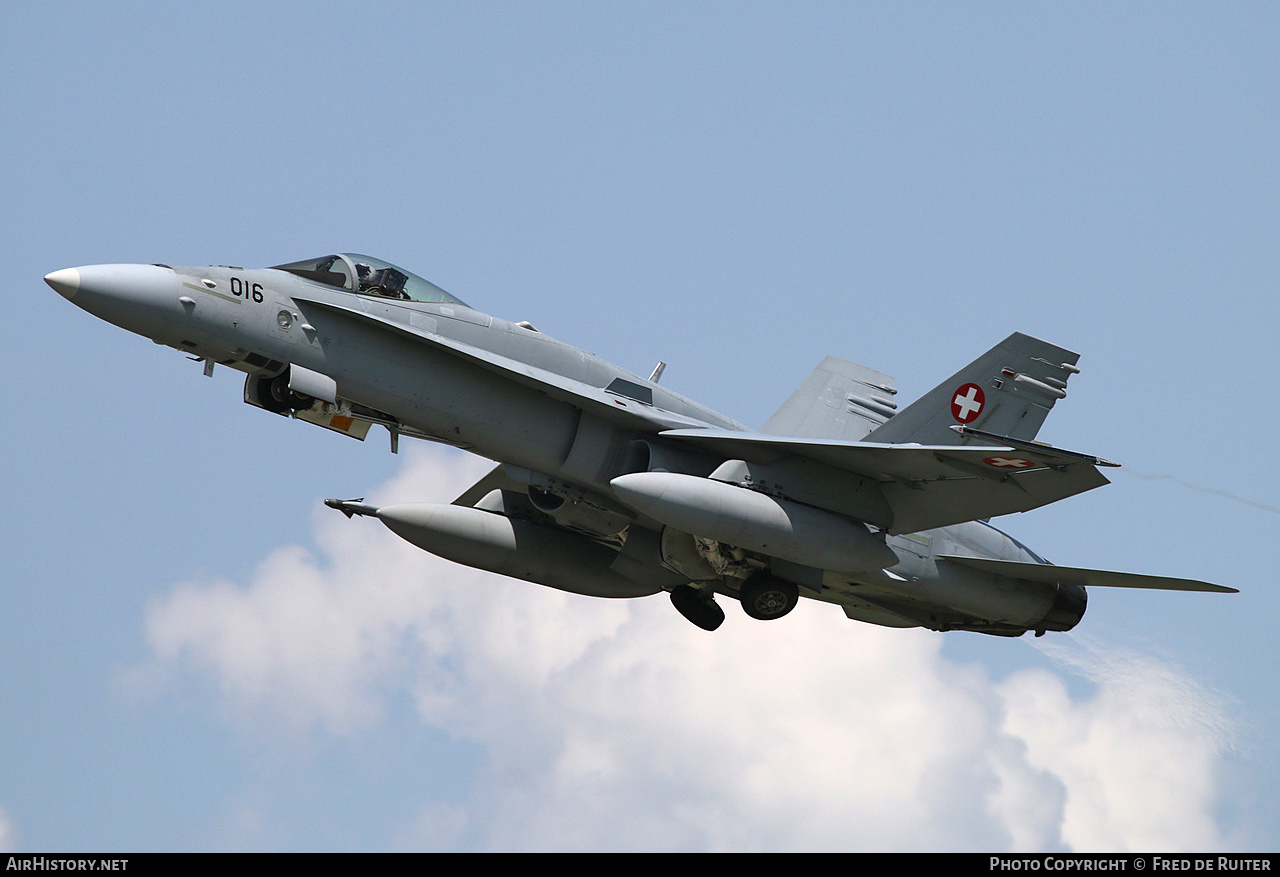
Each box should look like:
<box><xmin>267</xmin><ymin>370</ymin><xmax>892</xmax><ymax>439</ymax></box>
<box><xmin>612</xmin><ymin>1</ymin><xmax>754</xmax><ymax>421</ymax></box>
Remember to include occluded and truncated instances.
<box><xmin>660</xmin><ymin>428</ymin><xmax>1114</xmax><ymax>534</ymax></box>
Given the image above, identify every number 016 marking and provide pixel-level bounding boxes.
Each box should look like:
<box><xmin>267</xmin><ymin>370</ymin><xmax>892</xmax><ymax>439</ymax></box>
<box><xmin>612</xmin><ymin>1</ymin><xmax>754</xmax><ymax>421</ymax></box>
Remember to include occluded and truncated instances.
<box><xmin>229</xmin><ymin>277</ymin><xmax>264</xmax><ymax>303</ymax></box>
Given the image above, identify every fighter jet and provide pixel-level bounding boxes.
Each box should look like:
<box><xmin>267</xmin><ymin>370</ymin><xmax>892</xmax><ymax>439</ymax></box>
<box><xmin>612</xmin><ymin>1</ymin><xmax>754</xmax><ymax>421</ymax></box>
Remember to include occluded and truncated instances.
<box><xmin>45</xmin><ymin>254</ymin><xmax>1235</xmax><ymax>636</ymax></box>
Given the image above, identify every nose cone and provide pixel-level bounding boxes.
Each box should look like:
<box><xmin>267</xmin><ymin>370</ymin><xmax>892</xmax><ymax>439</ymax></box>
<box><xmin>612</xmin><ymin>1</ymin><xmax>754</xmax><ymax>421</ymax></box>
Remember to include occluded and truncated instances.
<box><xmin>44</xmin><ymin>267</ymin><xmax>81</xmax><ymax>300</ymax></box>
<box><xmin>44</xmin><ymin>263</ymin><xmax>181</xmax><ymax>340</ymax></box>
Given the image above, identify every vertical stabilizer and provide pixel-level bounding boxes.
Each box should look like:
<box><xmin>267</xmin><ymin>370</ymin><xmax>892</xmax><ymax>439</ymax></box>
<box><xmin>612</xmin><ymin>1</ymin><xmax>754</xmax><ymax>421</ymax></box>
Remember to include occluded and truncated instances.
<box><xmin>763</xmin><ymin>356</ymin><xmax>897</xmax><ymax>441</ymax></box>
<box><xmin>866</xmin><ymin>333</ymin><xmax>1079</xmax><ymax>445</ymax></box>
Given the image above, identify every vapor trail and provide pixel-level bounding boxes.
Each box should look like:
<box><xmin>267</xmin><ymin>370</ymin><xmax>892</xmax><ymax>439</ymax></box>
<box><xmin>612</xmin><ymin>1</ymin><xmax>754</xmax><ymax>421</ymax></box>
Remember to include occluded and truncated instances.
<box><xmin>1118</xmin><ymin>468</ymin><xmax>1280</xmax><ymax>516</ymax></box>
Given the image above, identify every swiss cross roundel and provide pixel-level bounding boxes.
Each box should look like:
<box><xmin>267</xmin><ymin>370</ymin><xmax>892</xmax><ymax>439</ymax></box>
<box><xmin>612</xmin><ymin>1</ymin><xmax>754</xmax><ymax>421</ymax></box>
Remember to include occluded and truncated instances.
<box><xmin>983</xmin><ymin>456</ymin><xmax>1035</xmax><ymax>469</ymax></box>
<box><xmin>951</xmin><ymin>383</ymin><xmax>985</xmax><ymax>423</ymax></box>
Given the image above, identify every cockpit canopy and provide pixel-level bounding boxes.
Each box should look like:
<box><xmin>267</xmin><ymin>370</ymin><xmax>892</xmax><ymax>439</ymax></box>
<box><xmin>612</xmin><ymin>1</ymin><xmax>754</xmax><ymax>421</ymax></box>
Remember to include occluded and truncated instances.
<box><xmin>271</xmin><ymin>254</ymin><xmax>469</xmax><ymax>306</ymax></box>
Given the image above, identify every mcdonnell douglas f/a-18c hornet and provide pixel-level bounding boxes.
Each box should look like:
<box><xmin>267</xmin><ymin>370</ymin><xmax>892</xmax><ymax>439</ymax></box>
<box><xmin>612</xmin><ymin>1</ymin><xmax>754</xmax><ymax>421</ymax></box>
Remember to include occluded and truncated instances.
<box><xmin>45</xmin><ymin>254</ymin><xmax>1235</xmax><ymax>635</ymax></box>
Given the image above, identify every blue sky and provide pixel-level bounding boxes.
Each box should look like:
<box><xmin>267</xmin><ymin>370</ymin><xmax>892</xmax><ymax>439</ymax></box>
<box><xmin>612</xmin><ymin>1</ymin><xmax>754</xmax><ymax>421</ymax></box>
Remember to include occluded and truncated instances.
<box><xmin>1</xmin><ymin>2</ymin><xmax>1277</xmax><ymax>851</ymax></box>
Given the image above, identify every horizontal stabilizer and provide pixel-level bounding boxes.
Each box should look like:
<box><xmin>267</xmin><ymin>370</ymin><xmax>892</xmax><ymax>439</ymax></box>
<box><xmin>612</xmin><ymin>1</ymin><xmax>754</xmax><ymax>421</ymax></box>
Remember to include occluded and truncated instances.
<box><xmin>937</xmin><ymin>555</ymin><xmax>1237</xmax><ymax>593</ymax></box>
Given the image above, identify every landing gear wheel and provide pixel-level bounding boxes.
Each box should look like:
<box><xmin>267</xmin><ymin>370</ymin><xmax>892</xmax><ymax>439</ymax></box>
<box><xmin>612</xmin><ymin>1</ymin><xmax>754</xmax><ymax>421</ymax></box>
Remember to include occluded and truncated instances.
<box><xmin>738</xmin><ymin>574</ymin><xmax>799</xmax><ymax>621</ymax></box>
<box><xmin>253</xmin><ymin>374</ymin><xmax>292</xmax><ymax>414</ymax></box>
<box><xmin>670</xmin><ymin>585</ymin><xmax>725</xmax><ymax>631</ymax></box>
<box><xmin>261</xmin><ymin>372</ymin><xmax>312</xmax><ymax>413</ymax></box>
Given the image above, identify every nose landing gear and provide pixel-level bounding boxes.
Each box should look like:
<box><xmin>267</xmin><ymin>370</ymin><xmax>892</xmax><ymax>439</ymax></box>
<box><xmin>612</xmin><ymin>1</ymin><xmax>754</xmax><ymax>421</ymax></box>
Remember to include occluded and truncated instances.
<box><xmin>254</xmin><ymin>370</ymin><xmax>313</xmax><ymax>414</ymax></box>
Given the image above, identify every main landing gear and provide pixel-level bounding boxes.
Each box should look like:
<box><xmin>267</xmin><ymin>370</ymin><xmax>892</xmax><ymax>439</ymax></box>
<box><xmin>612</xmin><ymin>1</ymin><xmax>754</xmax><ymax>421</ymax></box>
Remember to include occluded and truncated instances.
<box><xmin>670</xmin><ymin>585</ymin><xmax>725</xmax><ymax>631</ymax></box>
<box><xmin>670</xmin><ymin>573</ymin><xmax>801</xmax><ymax>630</ymax></box>
<box><xmin>738</xmin><ymin>573</ymin><xmax>800</xmax><ymax>621</ymax></box>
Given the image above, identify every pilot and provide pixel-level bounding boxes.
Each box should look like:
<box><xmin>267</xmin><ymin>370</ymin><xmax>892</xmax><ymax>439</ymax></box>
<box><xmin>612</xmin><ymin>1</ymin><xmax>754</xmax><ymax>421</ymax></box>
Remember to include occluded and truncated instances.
<box><xmin>355</xmin><ymin>263</ymin><xmax>384</xmax><ymax>297</ymax></box>
<box><xmin>355</xmin><ymin>262</ymin><xmax>410</xmax><ymax>299</ymax></box>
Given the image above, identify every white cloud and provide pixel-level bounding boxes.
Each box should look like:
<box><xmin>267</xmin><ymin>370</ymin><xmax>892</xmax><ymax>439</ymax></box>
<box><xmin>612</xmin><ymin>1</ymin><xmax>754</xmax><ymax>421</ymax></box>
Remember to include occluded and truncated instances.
<box><xmin>0</xmin><ymin>808</ymin><xmax>14</xmax><ymax>853</ymax></box>
<box><xmin>133</xmin><ymin>445</ymin><xmax>1238</xmax><ymax>852</ymax></box>
<box><xmin>998</xmin><ymin>641</ymin><xmax>1236</xmax><ymax>852</ymax></box>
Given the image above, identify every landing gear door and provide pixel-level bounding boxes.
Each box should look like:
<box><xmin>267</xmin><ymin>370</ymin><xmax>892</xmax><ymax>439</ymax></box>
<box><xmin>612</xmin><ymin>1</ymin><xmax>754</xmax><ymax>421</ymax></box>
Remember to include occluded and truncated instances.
<box><xmin>659</xmin><ymin>527</ymin><xmax>720</xmax><ymax>582</ymax></box>
<box><xmin>293</xmin><ymin>407</ymin><xmax>374</xmax><ymax>441</ymax></box>
<box><xmin>243</xmin><ymin>373</ymin><xmax>374</xmax><ymax>441</ymax></box>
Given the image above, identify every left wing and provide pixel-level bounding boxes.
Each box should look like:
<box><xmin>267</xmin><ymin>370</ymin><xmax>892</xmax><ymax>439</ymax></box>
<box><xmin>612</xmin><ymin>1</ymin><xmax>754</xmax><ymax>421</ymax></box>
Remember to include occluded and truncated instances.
<box><xmin>292</xmin><ymin>294</ymin><xmax>713</xmax><ymax>432</ymax></box>
<box><xmin>660</xmin><ymin>428</ymin><xmax>1114</xmax><ymax>533</ymax></box>
<box><xmin>937</xmin><ymin>555</ymin><xmax>1237</xmax><ymax>593</ymax></box>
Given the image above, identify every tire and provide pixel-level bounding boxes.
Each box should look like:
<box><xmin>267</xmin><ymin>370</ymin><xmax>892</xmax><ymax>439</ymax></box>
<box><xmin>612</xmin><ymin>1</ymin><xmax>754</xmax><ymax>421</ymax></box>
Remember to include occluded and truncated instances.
<box><xmin>266</xmin><ymin>372</ymin><xmax>312</xmax><ymax>412</ymax></box>
<box><xmin>253</xmin><ymin>374</ymin><xmax>292</xmax><ymax>414</ymax></box>
<box><xmin>670</xmin><ymin>585</ymin><xmax>725</xmax><ymax>631</ymax></box>
<box><xmin>738</xmin><ymin>574</ymin><xmax>799</xmax><ymax>621</ymax></box>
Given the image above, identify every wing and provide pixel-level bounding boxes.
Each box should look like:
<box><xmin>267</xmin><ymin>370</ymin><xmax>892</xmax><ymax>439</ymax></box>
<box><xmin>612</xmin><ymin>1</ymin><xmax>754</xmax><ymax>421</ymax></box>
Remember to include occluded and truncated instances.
<box><xmin>292</xmin><ymin>294</ymin><xmax>713</xmax><ymax>432</ymax></box>
<box><xmin>763</xmin><ymin>356</ymin><xmax>897</xmax><ymax>441</ymax></box>
<box><xmin>660</xmin><ymin>428</ymin><xmax>1114</xmax><ymax>533</ymax></box>
<box><xmin>937</xmin><ymin>555</ymin><xmax>1237</xmax><ymax>593</ymax></box>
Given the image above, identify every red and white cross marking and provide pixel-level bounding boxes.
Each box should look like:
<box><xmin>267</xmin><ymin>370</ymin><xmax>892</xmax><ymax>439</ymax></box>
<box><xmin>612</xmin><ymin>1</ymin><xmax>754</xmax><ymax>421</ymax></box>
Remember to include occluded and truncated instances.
<box><xmin>950</xmin><ymin>383</ymin><xmax>985</xmax><ymax>423</ymax></box>
<box><xmin>983</xmin><ymin>456</ymin><xmax>1036</xmax><ymax>469</ymax></box>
